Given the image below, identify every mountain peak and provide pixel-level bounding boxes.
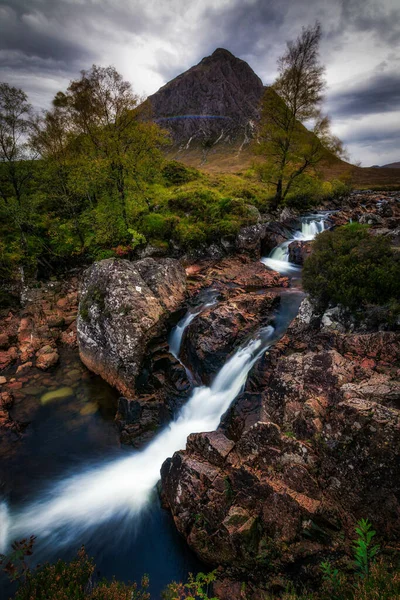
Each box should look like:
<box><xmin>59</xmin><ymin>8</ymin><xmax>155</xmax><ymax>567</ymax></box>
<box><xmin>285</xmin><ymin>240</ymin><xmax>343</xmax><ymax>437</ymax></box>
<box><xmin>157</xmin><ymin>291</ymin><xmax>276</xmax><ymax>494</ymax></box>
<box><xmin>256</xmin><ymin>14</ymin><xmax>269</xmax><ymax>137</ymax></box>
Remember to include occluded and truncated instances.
<box><xmin>149</xmin><ymin>48</ymin><xmax>264</xmax><ymax>148</ymax></box>
<box><xmin>210</xmin><ymin>47</ymin><xmax>235</xmax><ymax>59</ymax></box>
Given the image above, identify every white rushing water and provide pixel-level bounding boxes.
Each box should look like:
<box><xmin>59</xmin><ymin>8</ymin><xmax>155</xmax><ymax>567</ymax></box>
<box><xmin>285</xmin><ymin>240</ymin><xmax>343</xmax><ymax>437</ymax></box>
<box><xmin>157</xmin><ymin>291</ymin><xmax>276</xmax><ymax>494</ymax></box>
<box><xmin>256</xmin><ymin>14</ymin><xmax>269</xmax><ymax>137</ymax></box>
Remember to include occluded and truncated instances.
<box><xmin>261</xmin><ymin>213</ymin><xmax>327</xmax><ymax>275</ymax></box>
<box><xmin>1</xmin><ymin>326</ymin><xmax>274</xmax><ymax>553</ymax></box>
<box><xmin>168</xmin><ymin>293</ymin><xmax>217</xmax><ymax>360</ymax></box>
<box><xmin>0</xmin><ymin>502</ymin><xmax>9</xmax><ymax>553</ymax></box>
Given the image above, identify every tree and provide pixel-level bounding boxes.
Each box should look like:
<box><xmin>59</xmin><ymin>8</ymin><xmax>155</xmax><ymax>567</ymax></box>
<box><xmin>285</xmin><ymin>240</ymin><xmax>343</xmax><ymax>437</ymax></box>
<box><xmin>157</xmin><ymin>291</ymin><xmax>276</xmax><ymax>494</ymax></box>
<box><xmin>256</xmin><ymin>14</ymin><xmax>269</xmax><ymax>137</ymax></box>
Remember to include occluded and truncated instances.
<box><xmin>51</xmin><ymin>65</ymin><xmax>167</xmax><ymax>228</ymax></box>
<box><xmin>0</xmin><ymin>83</ymin><xmax>36</xmax><ymax>257</ymax></box>
<box><xmin>257</xmin><ymin>23</ymin><xmax>345</xmax><ymax>209</ymax></box>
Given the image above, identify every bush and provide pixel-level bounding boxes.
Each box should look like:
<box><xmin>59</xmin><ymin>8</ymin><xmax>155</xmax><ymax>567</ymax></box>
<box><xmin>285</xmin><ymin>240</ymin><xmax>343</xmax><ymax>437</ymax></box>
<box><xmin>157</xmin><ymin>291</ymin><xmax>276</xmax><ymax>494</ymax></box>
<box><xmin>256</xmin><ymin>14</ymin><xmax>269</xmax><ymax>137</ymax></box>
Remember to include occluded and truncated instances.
<box><xmin>173</xmin><ymin>219</ymin><xmax>208</xmax><ymax>249</ymax></box>
<box><xmin>303</xmin><ymin>224</ymin><xmax>400</xmax><ymax>314</ymax></box>
<box><xmin>162</xmin><ymin>160</ymin><xmax>200</xmax><ymax>186</ymax></box>
<box><xmin>1</xmin><ymin>544</ymin><xmax>150</xmax><ymax>600</ymax></box>
<box><xmin>139</xmin><ymin>213</ymin><xmax>178</xmax><ymax>241</ymax></box>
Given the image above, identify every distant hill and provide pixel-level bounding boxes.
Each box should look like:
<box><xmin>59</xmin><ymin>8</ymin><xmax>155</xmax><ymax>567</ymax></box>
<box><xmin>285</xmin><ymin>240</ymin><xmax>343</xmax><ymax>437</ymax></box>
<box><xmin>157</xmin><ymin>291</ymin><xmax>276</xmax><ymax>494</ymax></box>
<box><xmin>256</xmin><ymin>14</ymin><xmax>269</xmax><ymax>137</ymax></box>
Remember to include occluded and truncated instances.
<box><xmin>148</xmin><ymin>48</ymin><xmax>400</xmax><ymax>186</ymax></box>
<box><xmin>381</xmin><ymin>162</ymin><xmax>400</xmax><ymax>169</ymax></box>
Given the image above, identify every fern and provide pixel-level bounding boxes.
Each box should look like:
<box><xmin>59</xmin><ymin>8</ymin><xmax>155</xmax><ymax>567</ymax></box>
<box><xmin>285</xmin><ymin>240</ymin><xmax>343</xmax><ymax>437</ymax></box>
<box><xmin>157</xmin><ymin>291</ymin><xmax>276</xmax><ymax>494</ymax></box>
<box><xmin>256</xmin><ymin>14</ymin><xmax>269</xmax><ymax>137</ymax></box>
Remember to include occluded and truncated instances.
<box><xmin>352</xmin><ymin>519</ymin><xmax>380</xmax><ymax>578</ymax></box>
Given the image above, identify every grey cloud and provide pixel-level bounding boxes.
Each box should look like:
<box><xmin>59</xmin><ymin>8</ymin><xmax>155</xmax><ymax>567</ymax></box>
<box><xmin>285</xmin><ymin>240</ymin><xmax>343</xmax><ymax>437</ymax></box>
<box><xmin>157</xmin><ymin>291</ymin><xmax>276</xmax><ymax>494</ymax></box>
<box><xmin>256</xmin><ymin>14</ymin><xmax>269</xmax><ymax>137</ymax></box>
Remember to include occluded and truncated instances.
<box><xmin>328</xmin><ymin>71</ymin><xmax>400</xmax><ymax>117</ymax></box>
<box><xmin>0</xmin><ymin>0</ymin><xmax>399</xmax><ymax>164</ymax></box>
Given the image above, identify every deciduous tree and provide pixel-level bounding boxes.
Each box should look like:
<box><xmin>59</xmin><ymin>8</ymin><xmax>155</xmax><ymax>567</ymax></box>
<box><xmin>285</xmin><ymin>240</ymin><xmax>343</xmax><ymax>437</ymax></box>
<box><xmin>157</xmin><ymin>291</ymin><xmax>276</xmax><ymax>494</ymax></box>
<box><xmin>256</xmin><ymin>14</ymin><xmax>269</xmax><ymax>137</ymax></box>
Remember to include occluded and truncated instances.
<box><xmin>0</xmin><ymin>83</ymin><xmax>36</xmax><ymax>256</ymax></box>
<box><xmin>257</xmin><ymin>23</ymin><xmax>345</xmax><ymax>209</ymax></box>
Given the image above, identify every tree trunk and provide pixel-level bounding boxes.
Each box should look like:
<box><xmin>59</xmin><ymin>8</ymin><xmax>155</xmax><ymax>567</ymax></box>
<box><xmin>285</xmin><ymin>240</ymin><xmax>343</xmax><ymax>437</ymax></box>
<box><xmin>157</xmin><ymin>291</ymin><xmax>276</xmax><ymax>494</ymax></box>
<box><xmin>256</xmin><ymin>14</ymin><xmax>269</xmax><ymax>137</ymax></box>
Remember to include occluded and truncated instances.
<box><xmin>272</xmin><ymin>178</ymin><xmax>283</xmax><ymax>211</ymax></box>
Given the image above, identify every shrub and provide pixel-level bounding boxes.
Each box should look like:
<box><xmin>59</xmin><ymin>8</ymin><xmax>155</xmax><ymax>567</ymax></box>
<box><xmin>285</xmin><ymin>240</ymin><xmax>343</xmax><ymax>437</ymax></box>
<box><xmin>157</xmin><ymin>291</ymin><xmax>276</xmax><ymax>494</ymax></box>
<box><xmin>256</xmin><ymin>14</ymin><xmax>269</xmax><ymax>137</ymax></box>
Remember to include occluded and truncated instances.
<box><xmin>162</xmin><ymin>161</ymin><xmax>200</xmax><ymax>186</ymax></box>
<box><xmin>173</xmin><ymin>219</ymin><xmax>208</xmax><ymax>249</ymax></box>
<box><xmin>303</xmin><ymin>224</ymin><xmax>400</xmax><ymax>314</ymax></box>
<box><xmin>139</xmin><ymin>213</ymin><xmax>179</xmax><ymax>241</ymax></box>
<box><xmin>1</xmin><ymin>544</ymin><xmax>150</xmax><ymax>600</ymax></box>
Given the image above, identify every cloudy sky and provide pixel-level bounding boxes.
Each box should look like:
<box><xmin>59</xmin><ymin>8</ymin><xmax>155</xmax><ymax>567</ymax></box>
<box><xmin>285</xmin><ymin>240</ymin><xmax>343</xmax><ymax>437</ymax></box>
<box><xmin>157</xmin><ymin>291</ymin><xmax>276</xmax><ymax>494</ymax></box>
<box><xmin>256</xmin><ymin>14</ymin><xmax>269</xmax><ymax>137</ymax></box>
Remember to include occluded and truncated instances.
<box><xmin>0</xmin><ymin>0</ymin><xmax>399</xmax><ymax>166</ymax></box>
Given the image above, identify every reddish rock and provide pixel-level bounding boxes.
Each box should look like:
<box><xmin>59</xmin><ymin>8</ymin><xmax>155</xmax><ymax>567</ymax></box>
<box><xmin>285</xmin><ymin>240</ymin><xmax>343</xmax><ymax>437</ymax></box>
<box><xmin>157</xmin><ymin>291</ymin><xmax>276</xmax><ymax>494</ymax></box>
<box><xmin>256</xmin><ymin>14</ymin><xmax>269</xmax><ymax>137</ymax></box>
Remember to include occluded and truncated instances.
<box><xmin>161</xmin><ymin>306</ymin><xmax>400</xmax><ymax>589</ymax></box>
<box><xmin>0</xmin><ymin>346</ymin><xmax>18</xmax><ymax>370</ymax></box>
<box><xmin>181</xmin><ymin>292</ymin><xmax>279</xmax><ymax>384</ymax></box>
<box><xmin>6</xmin><ymin>381</ymin><xmax>23</xmax><ymax>390</ymax></box>
<box><xmin>0</xmin><ymin>333</ymin><xmax>10</xmax><ymax>349</ymax></box>
<box><xmin>16</xmin><ymin>361</ymin><xmax>33</xmax><ymax>374</ymax></box>
<box><xmin>56</xmin><ymin>297</ymin><xmax>69</xmax><ymax>308</ymax></box>
<box><xmin>36</xmin><ymin>345</ymin><xmax>59</xmax><ymax>370</ymax></box>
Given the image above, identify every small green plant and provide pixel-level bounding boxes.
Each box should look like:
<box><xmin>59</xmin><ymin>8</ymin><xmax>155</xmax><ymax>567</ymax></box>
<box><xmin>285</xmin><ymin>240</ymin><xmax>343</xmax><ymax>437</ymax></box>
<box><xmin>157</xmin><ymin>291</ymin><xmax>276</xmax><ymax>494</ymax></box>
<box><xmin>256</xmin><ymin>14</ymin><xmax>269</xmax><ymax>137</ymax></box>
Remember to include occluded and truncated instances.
<box><xmin>1</xmin><ymin>540</ymin><xmax>150</xmax><ymax>600</ymax></box>
<box><xmin>352</xmin><ymin>519</ymin><xmax>380</xmax><ymax>578</ymax></box>
<box><xmin>163</xmin><ymin>571</ymin><xmax>218</xmax><ymax>600</ymax></box>
<box><xmin>320</xmin><ymin>561</ymin><xmax>345</xmax><ymax>599</ymax></box>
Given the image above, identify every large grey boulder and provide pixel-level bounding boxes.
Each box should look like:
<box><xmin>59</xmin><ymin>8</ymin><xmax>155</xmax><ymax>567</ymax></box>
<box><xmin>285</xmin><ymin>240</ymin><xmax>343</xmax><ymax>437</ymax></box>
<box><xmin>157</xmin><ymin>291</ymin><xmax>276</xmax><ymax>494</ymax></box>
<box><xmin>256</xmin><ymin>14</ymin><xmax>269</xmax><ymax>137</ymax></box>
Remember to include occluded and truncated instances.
<box><xmin>77</xmin><ymin>258</ymin><xmax>186</xmax><ymax>397</ymax></box>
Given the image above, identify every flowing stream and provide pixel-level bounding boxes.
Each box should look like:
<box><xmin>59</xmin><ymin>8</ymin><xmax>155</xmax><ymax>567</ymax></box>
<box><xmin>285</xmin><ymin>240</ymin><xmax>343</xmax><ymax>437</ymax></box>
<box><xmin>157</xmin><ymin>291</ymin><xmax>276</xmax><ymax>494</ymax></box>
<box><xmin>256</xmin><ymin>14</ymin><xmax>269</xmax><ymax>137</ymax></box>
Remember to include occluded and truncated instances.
<box><xmin>261</xmin><ymin>213</ymin><xmax>328</xmax><ymax>275</ymax></box>
<box><xmin>0</xmin><ymin>213</ymin><xmax>327</xmax><ymax>596</ymax></box>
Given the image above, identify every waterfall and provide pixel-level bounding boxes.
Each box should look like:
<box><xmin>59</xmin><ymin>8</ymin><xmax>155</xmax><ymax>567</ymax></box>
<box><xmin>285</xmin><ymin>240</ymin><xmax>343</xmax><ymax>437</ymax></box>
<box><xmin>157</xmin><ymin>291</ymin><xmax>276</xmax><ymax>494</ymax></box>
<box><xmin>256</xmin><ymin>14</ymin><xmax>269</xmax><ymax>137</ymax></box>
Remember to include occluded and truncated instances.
<box><xmin>3</xmin><ymin>327</ymin><xmax>274</xmax><ymax>552</ymax></box>
<box><xmin>168</xmin><ymin>293</ymin><xmax>218</xmax><ymax>359</ymax></box>
<box><xmin>168</xmin><ymin>311</ymin><xmax>200</xmax><ymax>359</ymax></box>
<box><xmin>261</xmin><ymin>213</ymin><xmax>327</xmax><ymax>275</ymax></box>
<box><xmin>0</xmin><ymin>502</ymin><xmax>9</xmax><ymax>553</ymax></box>
<box><xmin>300</xmin><ymin>215</ymin><xmax>326</xmax><ymax>241</ymax></box>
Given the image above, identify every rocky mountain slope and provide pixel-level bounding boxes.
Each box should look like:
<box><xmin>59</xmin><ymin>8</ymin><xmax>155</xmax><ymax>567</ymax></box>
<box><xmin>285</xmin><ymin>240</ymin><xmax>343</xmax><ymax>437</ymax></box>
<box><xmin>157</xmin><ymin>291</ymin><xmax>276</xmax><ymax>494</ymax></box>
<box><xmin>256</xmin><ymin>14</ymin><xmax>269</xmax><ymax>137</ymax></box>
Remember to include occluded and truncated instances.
<box><xmin>148</xmin><ymin>49</ymin><xmax>400</xmax><ymax>185</ymax></box>
<box><xmin>148</xmin><ymin>48</ymin><xmax>265</xmax><ymax>154</ymax></box>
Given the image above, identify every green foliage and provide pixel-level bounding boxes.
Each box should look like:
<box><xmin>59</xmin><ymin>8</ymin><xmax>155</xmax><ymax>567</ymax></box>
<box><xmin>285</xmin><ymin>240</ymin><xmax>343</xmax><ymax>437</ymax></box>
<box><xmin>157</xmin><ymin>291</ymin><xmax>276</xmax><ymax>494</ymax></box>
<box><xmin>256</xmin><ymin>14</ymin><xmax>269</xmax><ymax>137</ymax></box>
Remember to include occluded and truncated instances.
<box><xmin>255</xmin><ymin>24</ymin><xmax>346</xmax><ymax>208</ymax></box>
<box><xmin>303</xmin><ymin>224</ymin><xmax>400</xmax><ymax>314</ymax></box>
<box><xmin>162</xmin><ymin>571</ymin><xmax>218</xmax><ymax>600</ymax></box>
<box><xmin>162</xmin><ymin>160</ymin><xmax>200</xmax><ymax>185</ymax></box>
<box><xmin>352</xmin><ymin>519</ymin><xmax>380</xmax><ymax>578</ymax></box>
<box><xmin>283</xmin><ymin>176</ymin><xmax>352</xmax><ymax>210</ymax></box>
<box><xmin>1</xmin><ymin>540</ymin><xmax>149</xmax><ymax>600</ymax></box>
<box><xmin>320</xmin><ymin>561</ymin><xmax>345</xmax><ymax>600</ymax></box>
<box><xmin>127</xmin><ymin>228</ymin><xmax>146</xmax><ymax>250</ymax></box>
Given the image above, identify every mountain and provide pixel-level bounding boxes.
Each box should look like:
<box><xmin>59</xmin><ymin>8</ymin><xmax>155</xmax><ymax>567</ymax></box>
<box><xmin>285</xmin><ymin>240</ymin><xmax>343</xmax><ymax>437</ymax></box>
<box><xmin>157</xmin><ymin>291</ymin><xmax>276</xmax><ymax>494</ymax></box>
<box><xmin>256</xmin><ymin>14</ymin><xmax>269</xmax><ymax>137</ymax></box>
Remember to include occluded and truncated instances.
<box><xmin>148</xmin><ymin>48</ymin><xmax>400</xmax><ymax>185</ymax></box>
<box><xmin>148</xmin><ymin>48</ymin><xmax>265</xmax><ymax>152</ymax></box>
<box><xmin>381</xmin><ymin>161</ymin><xmax>400</xmax><ymax>169</ymax></box>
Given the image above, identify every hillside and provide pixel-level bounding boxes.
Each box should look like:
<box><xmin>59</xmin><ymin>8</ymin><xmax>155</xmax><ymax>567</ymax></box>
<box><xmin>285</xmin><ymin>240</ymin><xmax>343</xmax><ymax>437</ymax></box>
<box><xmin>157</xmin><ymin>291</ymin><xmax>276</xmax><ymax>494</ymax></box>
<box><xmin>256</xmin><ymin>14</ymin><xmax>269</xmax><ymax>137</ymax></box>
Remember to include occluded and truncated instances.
<box><xmin>380</xmin><ymin>161</ymin><xmax>400</xmax><ymax>169</ymax></box>
<box><xmin>149</xmin><ymin>48</ymin><xmax>400</xmax><ymax>186</ymax></box>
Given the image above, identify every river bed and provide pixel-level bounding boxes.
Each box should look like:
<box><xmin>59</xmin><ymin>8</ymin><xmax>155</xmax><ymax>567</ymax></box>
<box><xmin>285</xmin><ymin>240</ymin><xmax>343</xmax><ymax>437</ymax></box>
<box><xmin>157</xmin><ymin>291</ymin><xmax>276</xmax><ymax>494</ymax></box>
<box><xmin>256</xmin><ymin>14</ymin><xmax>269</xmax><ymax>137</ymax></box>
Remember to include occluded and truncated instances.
<box><xmin>0</xmin><ymin>213</ymin><xmax>329</xmax><ymax>598</ymax></box>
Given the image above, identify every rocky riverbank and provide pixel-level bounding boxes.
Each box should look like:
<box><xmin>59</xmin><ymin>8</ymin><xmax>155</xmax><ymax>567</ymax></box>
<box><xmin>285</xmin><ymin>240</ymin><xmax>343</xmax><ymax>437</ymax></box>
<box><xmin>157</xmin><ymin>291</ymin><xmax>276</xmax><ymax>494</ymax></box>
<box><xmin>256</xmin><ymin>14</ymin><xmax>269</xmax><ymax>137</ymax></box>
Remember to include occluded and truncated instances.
<box><xmin>161</xmin><ymin>297</ymin><xmax>400</xmax><ymax>597</ymax></box>
<box><xmin>0</xmin><ymin>189</ymin><xmax>399</xmax><ymax>596</ymax></box>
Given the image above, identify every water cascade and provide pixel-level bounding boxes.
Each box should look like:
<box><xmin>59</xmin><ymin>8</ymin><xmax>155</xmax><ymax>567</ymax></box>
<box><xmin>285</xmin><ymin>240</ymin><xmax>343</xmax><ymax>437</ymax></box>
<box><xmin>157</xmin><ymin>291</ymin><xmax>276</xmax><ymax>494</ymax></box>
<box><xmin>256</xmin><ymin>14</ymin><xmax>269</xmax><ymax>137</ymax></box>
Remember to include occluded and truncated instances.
<box><xmin>2</xmin><ymin>327</ymin><xmax>274</xmax><ymax>553</ymax></box>
<box><xmin>261</xmin><ymin>213</ymin><xmax>328</xmax><ymax>275</ymax></box>
<box><xmin>168</xmin><ymin>291</ymin><xmax>218</xmax><ymax>359</ymax></box>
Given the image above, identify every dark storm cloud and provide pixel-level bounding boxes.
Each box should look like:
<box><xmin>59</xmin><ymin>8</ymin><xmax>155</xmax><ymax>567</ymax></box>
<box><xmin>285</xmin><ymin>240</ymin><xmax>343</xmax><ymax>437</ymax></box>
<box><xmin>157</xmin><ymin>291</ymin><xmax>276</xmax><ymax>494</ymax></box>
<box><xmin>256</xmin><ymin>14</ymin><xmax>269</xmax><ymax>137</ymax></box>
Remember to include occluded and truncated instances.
<box><xmin>338</xmin><ymin>0</ymin><xmax>400</xmax><ymax>44</ymax></box>
<box><xmin>0</xmin><ymin>0</ymin><xmax>399</xmax><ymax>163</ymax></box>
<box><xmin>328</xmin><ymin>71</ymin><xmax>400</xmax><ymax>117</ymax></box>
<box><xmin>0</xmin><ymin>2</ymin><xmax>91</xmax><ymax>64</ymax></box>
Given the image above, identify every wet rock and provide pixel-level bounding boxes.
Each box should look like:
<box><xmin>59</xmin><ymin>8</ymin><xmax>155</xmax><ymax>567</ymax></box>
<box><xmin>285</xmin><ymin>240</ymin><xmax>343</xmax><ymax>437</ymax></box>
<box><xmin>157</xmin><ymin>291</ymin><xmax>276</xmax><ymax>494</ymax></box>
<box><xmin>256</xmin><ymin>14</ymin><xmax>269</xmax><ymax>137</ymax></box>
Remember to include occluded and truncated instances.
<box><xmin>288</xmin><ymin>240</ymin><xmax>312</xmax><ymax>265</ymax></box>
<box><xmin>161</xmin><ymin>313</ymin><xmax>400</xmax><ymax>589</ymax></box>
<box><xmin>181</xmin><ymin>292</ymin><xmax>279</xmax><ymax>384</ymax></box>
<box><xmin>77</xmin><ymin>258</ymin><xmax>186</xmax><ymax>398</ymax></box>
<box><xmin>16</xmin><ymin>362</ymin><xmax>33</xmax><ymax>374</ymax></box>
<box><xmin>0</xmin><ymin>347</ymin><xmax>18</xmax><ymax>370</ymax></box>
<box><xmin>235</xmin><ymin>223</ymin><xmax>266</xmax><ymax>257</ymax></box>
<box><xmin>117</xmin><ymin>341</ymin><xmax>191</xmax><ymax>446</ymax></box>
<box><xmin>0</xmin><ymin>333</ymin><xmax>10</xmax><ymax>349</ymax></box>
<box><xmin>40</xmin><ymin>386</ymin><xmax>74</xmax><ymax>404</ymax></box>
<box><xmin>260</xmin><ymin>222</ymin><xmax>295</xmax><ymax>255</ymax></box>
<box><xmin>36</xmin><ymin>345</ymin><xmax>59</xmax><ymax>370</ymax></box>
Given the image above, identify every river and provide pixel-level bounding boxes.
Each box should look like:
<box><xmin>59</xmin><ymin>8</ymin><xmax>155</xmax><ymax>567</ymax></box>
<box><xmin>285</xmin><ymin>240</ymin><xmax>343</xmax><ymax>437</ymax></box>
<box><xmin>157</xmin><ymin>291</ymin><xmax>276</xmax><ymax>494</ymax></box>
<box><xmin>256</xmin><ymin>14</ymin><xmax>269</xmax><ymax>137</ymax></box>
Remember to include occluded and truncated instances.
<box><xmin>0</xmin><ymin>213</ymin><xmax>330</xmax><ymax>598</ymax></box>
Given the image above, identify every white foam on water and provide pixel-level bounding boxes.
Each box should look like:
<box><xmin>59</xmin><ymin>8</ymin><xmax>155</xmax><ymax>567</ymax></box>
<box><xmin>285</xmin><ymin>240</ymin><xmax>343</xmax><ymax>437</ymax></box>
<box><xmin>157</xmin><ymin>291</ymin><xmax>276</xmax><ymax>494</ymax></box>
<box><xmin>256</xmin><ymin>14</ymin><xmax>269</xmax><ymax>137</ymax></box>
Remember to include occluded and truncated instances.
<box><xmin>4</xmin><ymin>327</ymin><xmax>274</xmax><ymax>550</ymax></box>
<box><xmin>0</xmin><ymin>501</ymin><xmax>9</xmax><ymax>553</ymax></box>
<box><xmin>261</xmin><ymin>214</ymin><xmax>328</xmax><ymax>275</ymax></box>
